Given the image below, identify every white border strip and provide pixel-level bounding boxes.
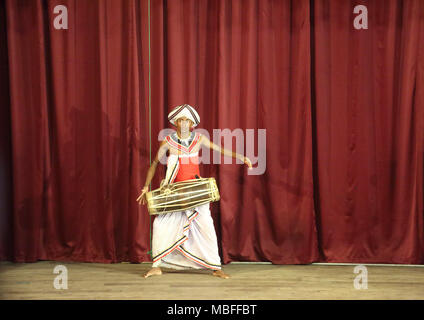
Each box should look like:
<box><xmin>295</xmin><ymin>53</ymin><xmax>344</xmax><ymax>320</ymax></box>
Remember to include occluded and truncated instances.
<box><xmin>228</xmin><ymin>262</ymin><xmax>424</xmax><ymax>267</ymax></box>
<box><xmin>140</xmin><ymin>261</ymin><xmax>424</xmax><ymax>267</ymax></box>
<box><xmin>312</xmin><ymin>262</ymin><xmax>424</xmax><ymax>267</ymax></box>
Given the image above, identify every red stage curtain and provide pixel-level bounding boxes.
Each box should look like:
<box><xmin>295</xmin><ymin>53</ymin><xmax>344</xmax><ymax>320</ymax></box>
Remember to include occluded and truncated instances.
<box><xmin>2</xmin><ymin>0</ymin><xmax>151</xmax><ymax>262</ymax></box>
<box><xmin>312</xmin><ymin>0</ymin><xmax>424</xmax><ymax>263</ymax></box>
<box><xmin>149</xmin><ymin>0</ymin><xmax>319</xmax><ymax>264</ymax></box>
<box><xmin>1</xmin><ymin>0</ymin><xmax>423</xmax><ymax>265</ymax></box>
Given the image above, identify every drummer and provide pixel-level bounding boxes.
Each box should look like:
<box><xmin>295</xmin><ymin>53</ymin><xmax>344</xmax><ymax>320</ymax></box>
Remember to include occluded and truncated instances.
<box><xmin>137</xmin><ymin>104</ymin><xmax>252</xmax><ymax>279</ymax></box>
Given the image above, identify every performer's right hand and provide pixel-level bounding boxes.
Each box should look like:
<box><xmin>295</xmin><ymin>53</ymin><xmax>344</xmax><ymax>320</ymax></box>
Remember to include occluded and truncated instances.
<box><xmin>137</xmin><ymin>186</ymin><xmax>149</xmax><ymax>205</ymax></box>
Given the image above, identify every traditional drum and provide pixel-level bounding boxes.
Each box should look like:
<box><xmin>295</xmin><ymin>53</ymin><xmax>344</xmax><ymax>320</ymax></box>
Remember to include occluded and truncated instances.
<box><xmin>145</xmin><ymin>177</ymin><xmax>220</xmax><ymax>215</ymax></box>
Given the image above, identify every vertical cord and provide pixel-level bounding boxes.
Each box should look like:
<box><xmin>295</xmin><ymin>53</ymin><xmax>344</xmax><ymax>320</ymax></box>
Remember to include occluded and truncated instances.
<box><xmin>148</xmin><ymin>0</ymin><xmax>151</xmax><ymax>175</ymax></box>
<box><xmin>147</xmin><ymin>0</ymin><xmax>152</xmax><ymax>258</ymax></box>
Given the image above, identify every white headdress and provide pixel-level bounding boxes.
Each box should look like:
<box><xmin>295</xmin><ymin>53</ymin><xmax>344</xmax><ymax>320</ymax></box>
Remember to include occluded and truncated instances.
<box><xmin>167</xmin><ymin>104</ymin><xmax>200</xmax><ymax>127</ymax></box>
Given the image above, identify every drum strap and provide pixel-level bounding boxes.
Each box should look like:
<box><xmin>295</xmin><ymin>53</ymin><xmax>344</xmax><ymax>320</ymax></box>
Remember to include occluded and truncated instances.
<box><xmin>164</xmin><ymin>154</ymin><xmax>180</xmax><ymax>185</ymax></box>
<box><xmin>164</xmin><ymin>137</ymin><xmax>184</xmax><ymax>185</ymax></box>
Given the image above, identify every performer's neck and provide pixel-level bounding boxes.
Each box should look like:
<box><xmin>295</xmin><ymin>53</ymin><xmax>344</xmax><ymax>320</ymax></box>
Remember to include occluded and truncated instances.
<box><xmin>176</xmin><ymin>130</ymin><xmax>190</xmax><ymax>140</ymax></box>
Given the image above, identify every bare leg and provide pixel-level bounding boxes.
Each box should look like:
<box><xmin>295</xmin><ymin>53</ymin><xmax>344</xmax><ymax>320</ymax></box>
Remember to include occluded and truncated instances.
<box><xmin>212</xmin><ymin>270</ymin><xmax>230</xmax><ymax>279</ymax></box>
<box><xmin>143</xmin><ymin>267</ymin><xmax>162</xmax><ymax>278</ymax></box>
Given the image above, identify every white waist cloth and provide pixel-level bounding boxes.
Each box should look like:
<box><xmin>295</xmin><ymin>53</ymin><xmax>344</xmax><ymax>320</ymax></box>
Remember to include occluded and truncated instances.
<box><xmin>151</xmin><ymin>203</ymin><xmax>222</xmax><ymax>270</ymax></box>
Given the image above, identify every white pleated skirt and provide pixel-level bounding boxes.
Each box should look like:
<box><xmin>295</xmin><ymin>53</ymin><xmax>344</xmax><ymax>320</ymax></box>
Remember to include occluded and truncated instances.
<box><xmin>151</xmin><ymin>203</ymin><xmax>222</xmax><ymax>270</ymax></box>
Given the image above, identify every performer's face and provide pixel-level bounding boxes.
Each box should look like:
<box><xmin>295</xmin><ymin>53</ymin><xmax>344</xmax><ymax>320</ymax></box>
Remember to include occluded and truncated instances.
<box><xmin>176</xmin><ymin>117</ymin><xmax>193</xmax><ymax>133</ymax></box>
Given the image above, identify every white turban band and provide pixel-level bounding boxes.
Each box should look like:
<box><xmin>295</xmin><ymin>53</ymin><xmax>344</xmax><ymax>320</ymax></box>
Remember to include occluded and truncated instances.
<box><xmin>167</xmin><ymin>104</ymin><xmax>200</xmax><ymax>127</ymax></box>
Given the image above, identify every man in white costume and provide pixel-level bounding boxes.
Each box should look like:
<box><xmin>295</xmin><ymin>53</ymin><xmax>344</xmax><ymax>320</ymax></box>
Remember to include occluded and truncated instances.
<box><xmin>137</xmin><ymin>104</ymin><xmax>252</xmax><ymax>279</ymax></box>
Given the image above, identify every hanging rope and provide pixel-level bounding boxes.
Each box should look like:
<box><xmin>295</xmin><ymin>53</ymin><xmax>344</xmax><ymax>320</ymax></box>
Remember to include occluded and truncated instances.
<box><xmin>147</xmin><ymin>0</ymin><xmax>153</xmax><ymax>259</ymax></box>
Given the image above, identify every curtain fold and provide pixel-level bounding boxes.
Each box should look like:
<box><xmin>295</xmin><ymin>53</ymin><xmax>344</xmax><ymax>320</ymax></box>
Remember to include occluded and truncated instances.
<box><xmin>0</xmin><ymin>0</ymin><xmax>13</xmax><ymax>262</ymax></box>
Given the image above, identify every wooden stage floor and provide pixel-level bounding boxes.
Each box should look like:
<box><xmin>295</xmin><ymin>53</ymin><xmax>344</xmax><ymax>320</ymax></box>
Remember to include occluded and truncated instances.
<box><xmin>0</xmin><ymin>261</ymin><xmax>423</xmax><ymax>300</ymax></box>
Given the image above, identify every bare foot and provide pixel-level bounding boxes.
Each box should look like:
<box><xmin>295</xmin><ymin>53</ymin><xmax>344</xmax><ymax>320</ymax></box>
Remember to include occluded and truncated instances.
<box><xmin>143</xmin><ymin>267</ymin><xmax>162</xmax><ymax>278</ymax></box>
<box><xmin>212</xmin><ymin>270</ymin><xmax>230</xmax><ymax>279</ymax></box>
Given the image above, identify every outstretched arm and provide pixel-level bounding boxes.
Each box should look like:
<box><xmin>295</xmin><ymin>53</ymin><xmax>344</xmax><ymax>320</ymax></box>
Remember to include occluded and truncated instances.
<box><xmin>137</xmin><ymin>140</ymin><xmax>169</xmax><ymax>205</ymax></box>
<box><xmin>200</xmin><ymin>135</ymin><xmax>252</xmax><ymax>169</ymax></box>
